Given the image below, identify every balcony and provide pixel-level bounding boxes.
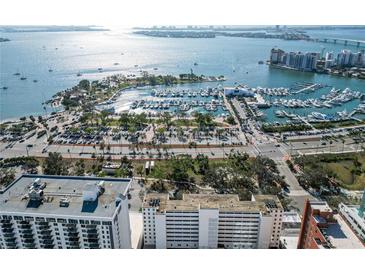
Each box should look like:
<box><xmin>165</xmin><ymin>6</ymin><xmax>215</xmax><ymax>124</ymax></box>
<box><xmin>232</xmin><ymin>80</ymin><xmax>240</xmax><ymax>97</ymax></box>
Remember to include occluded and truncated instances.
<box><xmin>5</xmin><ymin>236</ymin><xmax>17</xmax><ymax>243</ymax></box>
<box><xmin>23</xmin><ymin>238</ymin><xmax>35</xmax><ymax>244</ymax></box>
<box><xmin>3</xmin><ymin>232</ymin><xmax>16</xmax><ymax>238</ymax></box>
<box><xmin>86</xmin><ymin>238</ymin><xmax>99</xmax><ymax>244</ymax></box>
<box><xmin>1</xmin><ymin>223</ymin><xmax>13</xmax><ymax>229</ymax></box>
<box><xmin>85</xmin><ymin>225</ymin><xmax>97</xmax><ymax>229</ymax></box>
<box><xmin>39</xmin><ymin>239</ymin><xmax>54</xmax><ymax>245</ymax></box>
<box><xmin>65</xmin><ymin>227</ymin><xmax>78</xmax><ymax>233</ymax></box>
<box><xmin>41</xmin><ymin>244</ymin><xmax>55</xmax><ymax>249</ymax></box>
<box><xmin>0</xmin><ymin>220</ymin><xmax>12</xmax><ymax>224</ymax></box>
<box><xmin>86</xmin><ymin>233</ymin><xmax>99</xmax><ymax>239</ymax></box>
<box><xmin>65</xmin><ymin>232</ymin><xmax>79</xmax><ymax>238</ymax></box>
<box><xmin>18</xmin><ymin>224</ymin><xmax>32</xmax><ymax>229</ymax></box>
<box><xmin>87</xmin><ymin>229</ymin><xmax>98</xmax><ymax>234</ymax></box>
<box><xmin>19</xmin><ymin>221</ymin><xmax>30</xmax><ymax>224</ymax></box>
<box><xmin>37</xmin><ymin>225</ymin><xmax>51</xmax><ymax>230</ymax></box>
<box><xmin>66</xmin><ymin>237</ymin><xmax>80</xmax><ymax>242</ymax></box>
<box><xmin>36</xmin><ymin>222</ymin><xmax>49</xmax><ymax>226</ymax></box>
<box><xmin>88</xmin><ymin>243</ymin><xmax>100</xmax><ymax>249</ymax></box>
<box><xmin>1</xmin><ymin>228</ymin><xmax>14</xmax><ymax>233</ymax></box>
<box><xmin>67</xmin><ymin>242</ymin><xmax>80</xmax><ymax>249</ymax></box>
<box><xmin>23</xmin><ymin>243</ymin><xmax>37</xmax><ymax>249</ymax></box>
<box><xmin>6</xmin><ymin>243</ymin><xmax>18</xmax><ymax>249</ymax></box>
<box><xmin>63</xmin><ymin>224</ymin><xmax>78</xmax><ymax>228</ymax></box>
<box><xmin>38</xmin><ymin>230</ymin><xmax>52</xmax><ymax>236</ymax></box>
<box><xmin>20</xmin><ymin>229</ymin><xmax>34</xmax><ymax>235</ymax></box>
<box><xmin>39</xmin><ymin>235</ymin><xmax>53</xmax><ymax>240</ymax></box>
<box><xmin>21</xmin><ymin>234</ymin><xmax>34</xmax><ymax>239</ymax></box>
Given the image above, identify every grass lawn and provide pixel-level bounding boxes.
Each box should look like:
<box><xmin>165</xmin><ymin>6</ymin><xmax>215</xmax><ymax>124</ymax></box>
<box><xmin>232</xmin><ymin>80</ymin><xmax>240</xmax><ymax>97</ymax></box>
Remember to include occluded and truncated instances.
<box><xmin>322</xmin><ymin>156</ymin><xmax>365</xmax><ymax>190</ymax></box>
<box><xmin>133</xmin><ymin>159</ymin><xmax>232</xmax><ymax>184</ymax></box>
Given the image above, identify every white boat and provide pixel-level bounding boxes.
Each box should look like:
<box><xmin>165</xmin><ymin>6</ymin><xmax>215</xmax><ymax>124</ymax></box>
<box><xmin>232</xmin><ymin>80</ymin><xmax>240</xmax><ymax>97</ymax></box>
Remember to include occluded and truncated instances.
<box><xmin>310</xmin><ymin>112</ymin><xmax>328</xmax><ymax>120</ymax></box>
<box><xmin>275</xmin><ymin>110</ymin><xmax>285</xmax><ymax>118</ymax></box>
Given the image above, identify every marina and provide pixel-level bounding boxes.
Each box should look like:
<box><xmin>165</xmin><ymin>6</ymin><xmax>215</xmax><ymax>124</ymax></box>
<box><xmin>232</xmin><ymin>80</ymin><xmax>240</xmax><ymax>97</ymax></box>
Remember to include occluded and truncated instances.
<box><xmin>256</xmin><ymin>83</ymin><xmax>365</xmax><ymax>124</ymax></box>
<box><xmin>92</xmin><ymin>77</ymin><xmax>365</xmax><ymax>124</ymax></box>
<box><xmin>105</xmin><ymin>86</ymin><xmax>230</xmax><ymax>116</ymax></box>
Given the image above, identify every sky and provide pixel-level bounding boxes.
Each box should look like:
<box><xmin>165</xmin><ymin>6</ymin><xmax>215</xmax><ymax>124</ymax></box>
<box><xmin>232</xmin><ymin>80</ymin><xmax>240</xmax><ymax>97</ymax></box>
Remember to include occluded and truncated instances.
<box><xmin>1</xmin><ymin>0</ymin><xmax>364</xmax><ymax>26</ymax></box>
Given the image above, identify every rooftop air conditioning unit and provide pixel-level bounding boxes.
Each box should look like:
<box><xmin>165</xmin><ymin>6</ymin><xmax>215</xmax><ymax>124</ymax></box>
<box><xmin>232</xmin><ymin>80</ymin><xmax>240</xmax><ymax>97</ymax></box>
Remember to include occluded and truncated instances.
<box><xmin>60</xmin><ymin>198</ymin><xmax>70</xmax><ymax>207</ymax></box>
<box><xmin>83</xmin><ymin>183</ymin><xmax>102</xmax><ymax>202</ymax></box>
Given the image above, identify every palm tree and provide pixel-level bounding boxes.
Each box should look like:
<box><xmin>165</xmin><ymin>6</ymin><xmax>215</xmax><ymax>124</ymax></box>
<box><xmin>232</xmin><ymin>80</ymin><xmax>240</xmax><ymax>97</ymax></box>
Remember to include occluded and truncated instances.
<box><xmin>99</xmin><ymin>142</ymin><xmax>105</xmax><ymax>156</ymax></box>
<box><xmin>162</xmin><ymin>112</ymin><xmax>172</xmax><ymax>129</ymax></box>
<box><xmin>329</xmin><ymin>140</ymin><xmax>333</xmax><ymax>153</ymax></box>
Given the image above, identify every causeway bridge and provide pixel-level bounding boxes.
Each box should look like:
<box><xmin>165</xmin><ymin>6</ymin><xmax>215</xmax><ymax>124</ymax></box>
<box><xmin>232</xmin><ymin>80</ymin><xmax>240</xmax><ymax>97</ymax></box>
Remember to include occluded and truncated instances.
<box><xmin>315</xmin><ymin>37</ymin><xmax>365</xmax><ymax>48</ymax></box>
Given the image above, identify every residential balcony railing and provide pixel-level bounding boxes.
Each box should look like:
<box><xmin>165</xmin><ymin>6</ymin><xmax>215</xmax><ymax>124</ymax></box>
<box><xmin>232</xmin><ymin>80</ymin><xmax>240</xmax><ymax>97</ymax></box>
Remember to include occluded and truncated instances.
<box><xmin>86</xmin><ymin>233</ymin><xmax>99</xmax><ymax>239</ymax></box>
<box><xmin>38</xmin><ymin>230</ymin><xmax>52</xmax><ymax>235</ymax></box>
<box><xmin>41</xmin><ymin>244</ymin><xmax>55</xmax><ymax>249</ymax></box>
<box><xmin>1</xmin><ymin>228</ymin><xmax>14</xmax><ymax>233</ymax></box>
<box><xmin>23</xmin><ymin>243</ymin><xmax>37</xmax><ymax>249</ymax></box>
<box><xmin>1</xmin><ymin>223</ymin><xmax>13</xmax><ymax>229</ymax></box>
<box><xmin>3</xmin><ymin>232</ymin><xmax>16</xmax><ymax>238</ymax></box>
<box><xmin>38</xmin><ymin>235</ymin><xmax>53</xmax><ymax>240</ymax></box>
<box><xmin>65</xmin><ymin>232</ymin><xmax>79</xmax><ymax>237</ymax></box>
<box><xmin>23</xmin><ymin>238</ymin><xmax>35</xmax><ymax>244</ymax></box>
<box><xmin>86</xmin><ymin>239</ymin><xmax>99</xmax><ymax>244</ymax></box>
<box><xmin>5</xmin><ymin>237</ymin><xmax>17</xmax><ymax>242</ymax></box>
<box><xmin>21</xmin><ymin>234</ymin><xmax>34</xmax><ymax>239</ymax></box>
<box><xmin>66</xmin><ymin>237</ymin><xmax>80</xmax><ymax>242</ymax></box>
<box><xmin>88</xmin><ymin>243</ymin><xmax>100</xmax><ymax>249</ymax></box>
<box><xmin>37</xmin><ymin>225</ymin><xmax>51</xmax><ymax>230</ymax></box>
<box><xmin>0</xmin><ymin>220</ymin><xmax>12</xmax><ymax>224</ymax></box>
<box><xmin>5</xmin><ymin>243</ymin><xmax>18</xmax><ymax>249</ymax></box>
<box><xmin>39</xmin><ymin>239</ymin><xmax>54</xmax><ymax>245</ymax></box>
<box><xmin>85</xmin><ymin>225</ymin><xmax>98</xmax><ymax>229</ymax></box>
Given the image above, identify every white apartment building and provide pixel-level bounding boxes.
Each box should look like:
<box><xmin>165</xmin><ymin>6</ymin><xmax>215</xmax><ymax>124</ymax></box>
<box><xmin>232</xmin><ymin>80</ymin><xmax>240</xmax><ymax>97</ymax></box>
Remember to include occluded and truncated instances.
<box><xmin>142</xmin><ymin>193</ymin><xmax>283</xmax><ymax>249</ymax></box>
<box><xmin>251</xmin><ymin>195</ymin><xmax>283</xmax><ymax>248</ymax></box>
<box><xmin>0</xmin><ymin>175</ymin><xmax>132</xmax><ymax>249</ymax></box>
<box><xmin>339</xmin><ymin>203</ymin><xmax>365</xmax><ymax>243</ymax></box>
<box><xmin>279</xmin><ymin>211</ymin><xmax>302</xmax><ymax>249</ymax></box>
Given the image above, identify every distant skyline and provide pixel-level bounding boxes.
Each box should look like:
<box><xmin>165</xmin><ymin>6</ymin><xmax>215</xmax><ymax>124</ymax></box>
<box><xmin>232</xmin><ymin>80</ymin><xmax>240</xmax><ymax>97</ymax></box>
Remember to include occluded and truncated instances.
<box><xmin>1</xmin><ymin>0</ymin><xmax>364</xmax><ymax>26</ymax></box>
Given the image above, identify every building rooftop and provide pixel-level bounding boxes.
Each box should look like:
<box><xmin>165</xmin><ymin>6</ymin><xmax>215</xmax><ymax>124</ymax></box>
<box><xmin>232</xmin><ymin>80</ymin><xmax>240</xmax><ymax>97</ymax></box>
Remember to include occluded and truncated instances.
<box><xmin>313</xmin><ymin>215</ymin><xmax>328</xmax><ymax>224</ymax></box>
<box><xmin>143</xmin><ymin>193</ymin><xmax>268</xmax><ymax>213</ymax></box>
<box><xmin>0</xmin><ymin>174</ymin><xmax>131</xmax><ymax>219</ymax></box>
<box><xmin>280</xmin><ymin>235</ymin><xmax>299</xmax><ymax>249</ymax></box>
<box><xmin>325</xmin><ymin>214</ymin><xmax>364</xmax><ymax>249</ymax></box>
<box><xmin>341</xmin><ymin>204</ymin><xmax>365</xmax><ymax>223</ymax></box>
<box><xmin>282</xmin><ymin>212</ymin><xmax>301</xmax><ymax>224</ymax></box>
<box><xmin>309</xmin><ymin>201</ymin><xmax>332</xmax><ymax>212</ymax></box>
<box><xmin>252</xmin><ymin>195</ymin><xmax>283</xmax><ymax>210</ymax></box>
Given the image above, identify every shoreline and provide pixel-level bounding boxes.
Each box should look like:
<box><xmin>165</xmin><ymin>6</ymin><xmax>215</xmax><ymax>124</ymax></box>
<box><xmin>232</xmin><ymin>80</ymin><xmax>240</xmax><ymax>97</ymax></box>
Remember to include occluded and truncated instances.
<box><xmin>269</xmin><ymin>63</ymin><xmax>365</xmax><ymax>80</ymax></box>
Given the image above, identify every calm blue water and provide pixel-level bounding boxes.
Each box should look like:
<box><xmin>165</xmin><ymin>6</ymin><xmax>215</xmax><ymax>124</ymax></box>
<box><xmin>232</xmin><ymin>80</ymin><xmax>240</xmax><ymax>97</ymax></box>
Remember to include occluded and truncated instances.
<box><xmin>1</xmin><ymin>27</ymin><xmax>364</xmax><ymax>121</ymax></box>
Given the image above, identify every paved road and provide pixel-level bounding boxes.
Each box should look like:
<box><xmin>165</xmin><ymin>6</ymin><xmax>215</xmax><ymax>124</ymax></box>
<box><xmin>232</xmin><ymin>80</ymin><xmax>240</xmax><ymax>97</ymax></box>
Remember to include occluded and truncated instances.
<box><xmin>282</xmin><ymin>137</ymin><xmax>363</xmax><ymax>156</ymax></box>
<box><xmin>231</xmin><ymin>98</ymin><xmax>247</xmax><ymax>120</ymax></box>
<box><xmin>255</xmin><ymin>136</ymin><xmax>314</xmax><ymax>213</ymax></box>
<box><xmin>1</xmin><ymin>138</ymin><xmax>259</xmax><ymax>160</ymax></box>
